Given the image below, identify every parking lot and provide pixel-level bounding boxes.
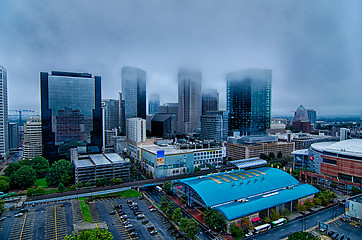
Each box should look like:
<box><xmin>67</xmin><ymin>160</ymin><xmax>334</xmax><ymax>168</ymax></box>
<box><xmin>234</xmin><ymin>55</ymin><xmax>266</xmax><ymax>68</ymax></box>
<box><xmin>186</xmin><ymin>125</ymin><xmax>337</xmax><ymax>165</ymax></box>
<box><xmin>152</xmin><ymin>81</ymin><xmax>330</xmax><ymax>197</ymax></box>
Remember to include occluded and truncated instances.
<box><xmin>327</xmin><ymin>218</ymin><xmax>362</xmax><ymax>240</ymax></box>
<box><xmin>0</xmin><ymin>193</ymin><xmax>183</xmax><ymax>240</ymax></box>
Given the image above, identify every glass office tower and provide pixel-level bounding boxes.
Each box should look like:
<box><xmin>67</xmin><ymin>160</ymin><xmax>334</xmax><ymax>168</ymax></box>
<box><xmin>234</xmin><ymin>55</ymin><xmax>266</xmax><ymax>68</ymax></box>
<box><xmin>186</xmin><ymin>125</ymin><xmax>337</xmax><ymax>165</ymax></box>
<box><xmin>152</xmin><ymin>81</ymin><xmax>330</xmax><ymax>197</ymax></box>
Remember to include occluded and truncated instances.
<box><xmin>0</xmin><ymin>65</ymin><xmax>9</xmax><ymax>160</ymax></box>
<box><xmin>121</xmin><ymin>66</ymin><xmax>146</xmax><ymax>120</ymax></box>
<box><xmin>41</xmin><ymin>71</ymin><xmax>102</xmax><ymax>162</ymax></box>
<box><xmin>148</xmin><ymin>94</ymin><xmax>160</xmax><ymax>115</ymax></box>
<box><xmin>227</xmin><ymin>68</ymin><xmax>271</xmax><ymax>135</ymax></box>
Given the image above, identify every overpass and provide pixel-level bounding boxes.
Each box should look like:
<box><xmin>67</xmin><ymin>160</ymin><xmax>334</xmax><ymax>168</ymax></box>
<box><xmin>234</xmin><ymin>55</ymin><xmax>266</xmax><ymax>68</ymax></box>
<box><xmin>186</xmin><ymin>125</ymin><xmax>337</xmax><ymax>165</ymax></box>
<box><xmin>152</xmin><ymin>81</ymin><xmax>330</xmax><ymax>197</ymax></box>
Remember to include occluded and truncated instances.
<box><xmin>25</xmin><ymin>167</ymin><xmax>236</xmax><ymax>204</ymax></box>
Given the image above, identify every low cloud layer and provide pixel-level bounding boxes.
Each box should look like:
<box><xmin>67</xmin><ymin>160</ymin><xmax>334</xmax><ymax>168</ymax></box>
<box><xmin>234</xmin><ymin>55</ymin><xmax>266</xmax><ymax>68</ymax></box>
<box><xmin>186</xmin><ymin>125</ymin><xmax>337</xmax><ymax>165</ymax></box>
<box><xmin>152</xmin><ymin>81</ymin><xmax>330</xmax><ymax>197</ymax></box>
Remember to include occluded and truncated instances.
<box><xmin>1</xmin><ymin>0</ymin><xmax>361</xmax><ymax>116</ymax></box>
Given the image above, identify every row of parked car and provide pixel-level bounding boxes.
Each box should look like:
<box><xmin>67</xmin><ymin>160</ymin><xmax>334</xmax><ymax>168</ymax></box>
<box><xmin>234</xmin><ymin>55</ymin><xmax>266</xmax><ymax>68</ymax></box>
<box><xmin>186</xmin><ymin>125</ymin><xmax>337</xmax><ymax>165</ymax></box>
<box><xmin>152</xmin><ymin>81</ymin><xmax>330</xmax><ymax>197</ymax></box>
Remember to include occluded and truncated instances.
<box><xmin>327</xmin><ymin>231</ymin><xmax>351</xmax><ymax>240</ymax></box>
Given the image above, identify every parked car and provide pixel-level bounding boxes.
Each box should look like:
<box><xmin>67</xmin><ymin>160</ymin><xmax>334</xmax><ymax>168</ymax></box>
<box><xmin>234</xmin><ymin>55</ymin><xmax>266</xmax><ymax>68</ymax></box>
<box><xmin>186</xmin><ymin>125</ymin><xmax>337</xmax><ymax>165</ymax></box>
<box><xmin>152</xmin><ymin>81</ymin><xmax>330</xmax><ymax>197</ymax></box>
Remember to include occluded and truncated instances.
<box><xmin>127</xmin><ymin>200</ymin><xmax>133</xmax><ymax>204</ymax></box>
<box><xmin>150</xmin><ymin>230</ymin><xmax>158</xmax><ymax>235</ymax></box>
<box><xmin>114</xmin><ymin>204</ymin><xmax>122</xmax><ymax>209</ymax></box>
<box><xmin>18</xmin><ymin>209</ymin><xmax>28</xmax><ymax>213</ymax></box>
<box><xmin>137</xmin><ymin>214</ymin><xmax>145</xmax><ymax>219</ymax></box>
<box><xmin>123</xmin><ymin>221</ymin><xmax>130</xmax><ymax>225</ymax></box>
<box><xmin>127</xmin><ymin>228</ymin><xmax>135</xmax><ymax>233</ymax></box>
<box><xmin>129</xmin><ymin>232</ymin><xmax>138</xmax><ymax>237</ymax></box>
<box><xmin>147</xmin><ymin>226</ymin><xmax>155</xmax><ymax>232</ymax></box>
<box><xmin>149</xmin><ymin>208</ymin><xmax>156</xmax><ymax>212</ymax></box>
<box><xmin>0</xmin><ymin>217</ymin><xmax>6</xmax><ymax>221</ymax></box>
<box><xmin>148</xmin><ymin>205</ymin><xmax>154</xmax><ymax>209</ymax></box>
<box><xmin>109</xmin><ymin>211</ymin><xmax>116</xmax><ymax>215</ymax></box>
<box><xmin>138</xmin><ymin>196</ymin><xmax>144</xmax><ymax>200</ymax></box>
<box><xmin>15</xmin><ymin>213</ymin><xmax>23</xmax><ymax>217</ymax></box>
<box><xmin>167</xmin><ymin>226</ymin><xmax>174</xmax><ymax>231</ymax></box>
<box><xmin>142</xmin><ymin>219</ymin><xmax>149</xmax><ymax>224</ymax></box>
<box><xmin>245</xmin><ymin>232</ymin><xmax>253</xmax><ymax>237</ymax></box>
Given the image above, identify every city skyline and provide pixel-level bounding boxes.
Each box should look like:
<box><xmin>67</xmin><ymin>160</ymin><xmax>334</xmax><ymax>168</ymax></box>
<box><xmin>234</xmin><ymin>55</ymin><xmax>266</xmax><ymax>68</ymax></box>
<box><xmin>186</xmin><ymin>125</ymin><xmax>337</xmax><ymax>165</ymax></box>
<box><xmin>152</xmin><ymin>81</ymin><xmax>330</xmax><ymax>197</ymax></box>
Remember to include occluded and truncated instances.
<box><xmin>1</xmin><ymin>1</ymin><xmax>361</xmax><ymax>116</ymax></box>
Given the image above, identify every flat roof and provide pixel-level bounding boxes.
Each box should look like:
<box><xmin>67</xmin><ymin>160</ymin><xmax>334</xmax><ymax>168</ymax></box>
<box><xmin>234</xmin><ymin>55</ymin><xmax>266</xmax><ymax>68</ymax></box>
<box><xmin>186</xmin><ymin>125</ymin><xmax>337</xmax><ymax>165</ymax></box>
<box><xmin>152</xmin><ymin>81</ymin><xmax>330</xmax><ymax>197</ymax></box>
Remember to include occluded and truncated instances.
<box><xmin>292</xmin><ymin>149</ymin><xmax>309</xmax><ymax>155</ymax></box>
<box><xmin>234</xmin><ymin>160</ymin><xmax>267</xmax><ymax>169</ymax></box>
<box><xmin>349</xmin><ymin>193</ymin><xmax>362</xmax><ymax>204</ymax></box>
<box><xmin>74</xmin><ymin>153</ymin><xmax>129</xmax><ymax>168</ymax></box>
<box><xmin>175</xmin><ymin>167</ymin><xmax>319</xmax><ymax>221</ymax></box>
<box><xmin>140</xmin><ymin>144</ymin><xmax>221</xmax><ymax>155</ymax></box>
<box><xmin>312</xmin><ymin>139</ymin><xmax>362</xmax><ymax>157</ymax></box>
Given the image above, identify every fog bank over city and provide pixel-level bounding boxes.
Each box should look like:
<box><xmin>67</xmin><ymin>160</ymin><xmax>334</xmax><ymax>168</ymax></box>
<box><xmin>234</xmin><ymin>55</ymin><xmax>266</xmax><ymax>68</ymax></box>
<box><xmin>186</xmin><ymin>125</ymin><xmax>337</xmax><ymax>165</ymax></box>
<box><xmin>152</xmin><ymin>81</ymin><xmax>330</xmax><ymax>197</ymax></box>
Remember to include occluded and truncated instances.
<box><xmin>1</xmin><ymin>0</ymin><xmax>361</xmax><ymax>116</ymax></box>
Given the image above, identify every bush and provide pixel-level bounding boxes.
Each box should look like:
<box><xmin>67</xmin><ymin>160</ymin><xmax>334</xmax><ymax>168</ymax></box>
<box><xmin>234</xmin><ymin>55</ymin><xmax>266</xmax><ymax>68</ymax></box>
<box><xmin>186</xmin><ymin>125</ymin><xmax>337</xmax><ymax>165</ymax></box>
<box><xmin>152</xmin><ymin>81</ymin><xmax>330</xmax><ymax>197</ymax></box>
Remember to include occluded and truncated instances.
<box><xmin>230</xmin><ymin>223</ymin><xmax>244</xmax><ymax>238</ymax></box>
<box><xmin>35</xmin><ymin>186</ymin><xmax>45</xmax><ymax>194</ymax></box>
<box><xmin>0</xmin><ymin>179</ymin><xmax>10</xmax><ymax>192</ymax></box>
<box><xmin>27</xmin><ymin>187</ymin><xmax>34</xmax><ymax>197</ymax></box>
<box><xmin>70</xmin><ymin>185</ymin><xmax>76</xmax><ymax>190</ymax></box>
<box><xmin>76</xmin><ymin>182</ymin><xmax>83</xmax><ymax>189</ymax></box>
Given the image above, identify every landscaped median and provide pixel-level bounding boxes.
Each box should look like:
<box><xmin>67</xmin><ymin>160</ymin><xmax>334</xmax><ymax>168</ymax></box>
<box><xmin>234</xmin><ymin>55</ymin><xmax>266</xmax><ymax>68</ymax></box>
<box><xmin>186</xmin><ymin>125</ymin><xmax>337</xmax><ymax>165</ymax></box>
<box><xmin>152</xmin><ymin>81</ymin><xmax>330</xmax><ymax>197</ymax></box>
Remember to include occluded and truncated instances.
<box><xmin>79</xmin><ymin>199</ymin><xmax>93</xmax><ymax>223</ymax></box>
<box><xmin>92</xmin><ymin>189</ymin><xmax>141</xmax><ymax>199</ymax></box>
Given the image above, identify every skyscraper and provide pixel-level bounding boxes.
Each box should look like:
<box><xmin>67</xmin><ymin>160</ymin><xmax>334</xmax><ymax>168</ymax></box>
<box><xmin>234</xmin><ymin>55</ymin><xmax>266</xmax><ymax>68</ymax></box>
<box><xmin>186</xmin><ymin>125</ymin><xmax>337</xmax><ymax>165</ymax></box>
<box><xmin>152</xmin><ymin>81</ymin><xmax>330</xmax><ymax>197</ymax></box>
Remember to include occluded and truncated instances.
<box><xmin>202</xmin><ymin>89</ymin><xmax>219</xmax><ymax>115</ymax></box>
<box><xmin>121</xmin><ymin>66</ymin><xmax>146</xmax><ymax>120</ymax></box>
<box><xmin>177</xmin><ymin>69</ymin><xmax>202</xmax><ymax>134</ymax></box>
<box><xmin>0</xmin><ymin>65</ymin><xmax>9</xmax><ymax>160</ymax></box>
<box><xmin>102</xmin><ymin>99</ymin><xmax>120</xmax><ymax>130</ymax></box>
<box><xmin>41</xmin><ymin>71</ymin><xmax>102</xmax><ymax>161</ymax></box>
<box><xmin>148</xmin><ymin>94</ymin><xmax>160</xmax><ymax>115</ymax></box>
<box><xmin>227</xmin><ymin>68</ymin><xmax>271</xmax><ymax>135</ymax></box>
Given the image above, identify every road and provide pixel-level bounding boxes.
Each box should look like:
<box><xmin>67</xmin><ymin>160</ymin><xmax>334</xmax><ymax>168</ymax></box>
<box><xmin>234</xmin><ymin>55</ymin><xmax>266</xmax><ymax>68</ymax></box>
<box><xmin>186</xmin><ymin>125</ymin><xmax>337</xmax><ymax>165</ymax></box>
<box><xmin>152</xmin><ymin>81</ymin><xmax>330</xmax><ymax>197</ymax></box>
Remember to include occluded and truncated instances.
<box><xmin>143</xmin><ymin>187</ymin><xmax>214</xmax><ymax>240</ymax></box>
<box><xmin>248</xmin><ymin>204</ymin><xmax>345</xmax><ymax>240</ymax></box>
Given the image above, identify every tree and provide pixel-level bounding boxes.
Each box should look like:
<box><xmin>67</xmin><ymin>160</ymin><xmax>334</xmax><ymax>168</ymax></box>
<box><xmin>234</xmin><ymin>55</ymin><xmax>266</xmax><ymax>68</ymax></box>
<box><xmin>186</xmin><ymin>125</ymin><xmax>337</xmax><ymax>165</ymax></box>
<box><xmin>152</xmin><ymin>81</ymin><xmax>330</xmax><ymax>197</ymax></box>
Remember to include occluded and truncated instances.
<box><xmin>58</xmin><ymin>182</ymin><xmax>65</xmax><ymax>192</ymax></box>
<box><xmin>46</xmin><ymin>159</ymin><xmax>75</xmax><ymax>186</ymax></box>
<box><xmin>0</xmin><ymin>180</ymin><xmax>9</xmax><ymax>192</ymax></box>
<box><xmin>179</xmin><ymin>218</ymin><xmax>199</xmax><ymax>240</ymax></box>
<box><xmin>351</xmin><ymin>186</ymin><xmax>362</xmax><ymax>195</ymax></box>
<box><xmin>10</xmin><ymin>165</ymin><xmax>37</xmax><ymax>189</ymax></box>
<box><xmin>101</xmin><ymin>176</ymin><xmax>107</xmax><ymax>186</ymax></box>
<box><xmin>172</xmin><ymin>208</ymin><xmax>182</xmax><ymax>224</ymax></box>
<box><xmin>0</xmin><ymin>200</ymin><xmax>4</xmax><ymax>215</ymax></box>
<box><xmin>313</xmin><ymin>198</ymin><xmax>322</xmax><ymax>206</ymax></box>
<box><xmin>204</xmin><ymin>207</ymin><xmax>226</xmax><ymax>232</ymax></box>
<box><xmin>30</xmin><ymin>156</ymin><xmax>50</xmax><ymax>178</ymax></box>
<box><xmin>263</xmin><ymin>217</ymin><xmax>271</xmax><ymax>223</ymax></box>
<box><xmin>269</xmin><ymin>209</ymin><xmax>280</xmax><ymax>221</ymax></box>
<box><xmin>70</xmin><ymin>185</ymin><xmax>76</xmax><ymax>190</ymax></box>
<box><xmin>260</xmin><ymin>153</ymin><xmax>269</xmax><ymax>160</ymax></box>
<box><xmin>280</xmin><ymin>208</ymin><xmax>291</xmax><ymax>217</ymax></box>
<box><xmin>64</xmin><ymin>228</ymin><xmax>113</xmax><ymax>240</ymax></box>
<box><xmin>163</xmin><ymin>182</ymin><xmax>172</xmax><ymax>193</ymax></box>
<box><xmin>110</xmin><ymin>178</ymin><xmax>123</xmax><ymax>185</ymax></box>
<box><xmin>160</xmin><ymin>196</ymin><xmax>169</xmax><ymax>212</ymax></box>
<box><xmin>4</xmin><ymin>162</ymin><xmax>21</xmax><ymax>177</ymax></box>
<box><xmin>277</xmin><ymin>151</ymin><xmax>283</xmax><ymax>159</ymax></box>
<box><xmin>288</xmin><ymin>231</ymin><xmax>319</xmax><ymax>240</ymax></box>
<box><xmin>296</xmin><ymin>203</ymin><xmax>307</xmax><ymax>212</ymax></box>
<box><xmin>95</xmin><ymin>178</ymin><xmax>102</xmax><ymax>187</ymax></box>
<box><xmin>268</xmin><ymin>152</ymin><xmax>275</xmax><ymax>160</ymax></box>
<box><xmin>230</xmin><ymin>223</ymin><xmax>244</xmax><ymax>238</ymax></box>
<box><xmin>166</xmin><ymin>201</ymin><xmax>175</xmax><ymax>218</ymax></box>
<box><xmin>76</xmin><ymin>182</ymin><xmax>83</xmax><ymax>189</ymax></box>
<box><xmin>241</xmin><ymin>216</ymin><xmax>253</xmax><ymax>231</ymax></box>
<box><xmin>181</xmin><ymin>194</ymin><xmax>187</xmax><ymax>204</ymax></box>
<box><xmin>85</xmin><ymin>182</ymin><xmax>91</xmax><ymax>187</ymax></box>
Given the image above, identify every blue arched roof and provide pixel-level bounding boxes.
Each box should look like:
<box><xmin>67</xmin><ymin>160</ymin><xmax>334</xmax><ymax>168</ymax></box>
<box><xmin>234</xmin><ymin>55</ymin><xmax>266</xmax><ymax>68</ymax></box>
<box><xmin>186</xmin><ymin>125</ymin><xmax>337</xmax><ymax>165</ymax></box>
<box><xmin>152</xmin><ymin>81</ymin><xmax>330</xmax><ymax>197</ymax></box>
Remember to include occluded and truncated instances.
<box><xmin>175</xmin><ymin>167</ymin><xmax>319</xmax><ymax>220</ymax></box>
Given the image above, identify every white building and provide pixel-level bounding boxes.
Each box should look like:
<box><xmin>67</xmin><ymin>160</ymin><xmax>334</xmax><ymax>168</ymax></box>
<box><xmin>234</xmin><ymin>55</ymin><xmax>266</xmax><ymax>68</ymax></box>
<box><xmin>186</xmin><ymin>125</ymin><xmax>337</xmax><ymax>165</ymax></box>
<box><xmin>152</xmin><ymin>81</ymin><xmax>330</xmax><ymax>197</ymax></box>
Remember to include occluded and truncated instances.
<box><xmin>139</xmin><ymin>143</ymin><xmax>223</xmax><ymax>178</ymax></box>
<box><xmin>0</xmin><ymin>65</ymin><xmax>9</xmax><ymax>160</ymax></box>
<box><xmin>23</xmin><ymin>116</ymin><xmax>42</xmax><ymax>159</ymax></box>
<box><xmin>126</xmin><ymin>118</ymin><xmax>146</xmax><ymax>144</ymax></box>
<box><xmin>346</xmin><ymin>194</ymin><xmax>362</xmax><ymax>222</ymax></box>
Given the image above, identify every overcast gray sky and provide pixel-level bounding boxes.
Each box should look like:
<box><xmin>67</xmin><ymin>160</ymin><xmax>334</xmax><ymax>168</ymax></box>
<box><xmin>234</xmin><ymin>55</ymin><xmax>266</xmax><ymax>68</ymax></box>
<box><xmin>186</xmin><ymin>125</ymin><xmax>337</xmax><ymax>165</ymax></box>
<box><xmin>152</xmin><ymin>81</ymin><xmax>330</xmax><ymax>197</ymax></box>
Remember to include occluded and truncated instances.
<box><xmin>1</xmin><ymin>0</ymin><xmax>361</xmax><ymax>116</ymax></box>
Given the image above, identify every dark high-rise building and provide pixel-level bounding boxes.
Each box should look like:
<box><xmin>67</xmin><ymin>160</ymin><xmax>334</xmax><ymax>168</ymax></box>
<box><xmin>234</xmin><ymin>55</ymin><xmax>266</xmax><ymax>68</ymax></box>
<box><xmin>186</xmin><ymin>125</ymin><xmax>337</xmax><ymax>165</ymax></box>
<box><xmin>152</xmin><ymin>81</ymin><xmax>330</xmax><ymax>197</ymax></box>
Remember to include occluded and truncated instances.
<box><xmin>119</xmin><ymin>92</ymin><xmax>126</xmax><ymax>135</ymax></box>
<box><xmin>151</xmin><ymin>114</ymin><xmax>176</xmax><ymax>138</ymax></box>
<box><xmin>227</xmin><ymin>68</ymin><xmax>271</xmax><ymax>135</ymax></box>
<box><xmin>41</xmin><ymin>71</ymin><xmax>102</xmax><ymax>162</ymax></box>
<box><xmin>177</xmin><ymin>69</ymin><xmax>202</xmax><ymax>134</ymax></box>
<box><xmin>148</xmin><ymin>94</ymin><xmax>160</xmax><ymax>115</ymax></box>
<box><xmin>121</xmin><ymin>66</ymin><xmax>146</xmax><ymax>120</ymax></box>
<box><xmin>8</xmin><ymin>122</ymin><xmax>19</xmax><ymax>150</ymax></box>
<box><xmin>202</xmin><ymin>89</ymin><xmax>219</xmax><ymax>115</ymax></box>
<box><xmin>102</xmin><ymin>99</ymin><xmax>120</xmax><ymax>130</ymax></box>
<box><xmin>306</xmin><ymin>108</ymin><xmax>317</xmax><ymax>128</ymax></box>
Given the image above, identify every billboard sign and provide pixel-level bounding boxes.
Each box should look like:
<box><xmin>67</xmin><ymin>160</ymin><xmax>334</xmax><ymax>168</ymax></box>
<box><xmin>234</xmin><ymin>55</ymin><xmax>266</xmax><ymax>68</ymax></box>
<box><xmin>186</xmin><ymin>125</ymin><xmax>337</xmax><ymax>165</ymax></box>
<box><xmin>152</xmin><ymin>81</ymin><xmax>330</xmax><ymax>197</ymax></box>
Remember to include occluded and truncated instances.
<box><xmin>157</xmin><ymin>151</ymin><xmax>165</xmax><ymax>165</ymax></box>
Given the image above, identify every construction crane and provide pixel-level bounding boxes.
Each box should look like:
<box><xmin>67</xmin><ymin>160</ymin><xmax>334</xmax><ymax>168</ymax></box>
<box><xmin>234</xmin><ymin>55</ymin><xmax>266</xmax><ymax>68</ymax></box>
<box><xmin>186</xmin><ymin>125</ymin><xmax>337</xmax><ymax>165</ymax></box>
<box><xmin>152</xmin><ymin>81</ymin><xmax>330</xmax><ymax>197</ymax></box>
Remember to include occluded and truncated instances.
<box><xmin>9</xmin><ymin>109</ymin><xmax>35</xmax><ymax>126</ymax></box>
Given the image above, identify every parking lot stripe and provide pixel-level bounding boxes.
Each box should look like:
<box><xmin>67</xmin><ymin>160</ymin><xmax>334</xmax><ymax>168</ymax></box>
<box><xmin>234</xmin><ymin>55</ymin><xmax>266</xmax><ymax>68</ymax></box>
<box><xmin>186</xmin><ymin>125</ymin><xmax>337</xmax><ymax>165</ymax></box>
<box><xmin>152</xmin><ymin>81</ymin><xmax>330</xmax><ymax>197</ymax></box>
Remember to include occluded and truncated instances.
<box><xmin>19</xmin><ymin>211</ymin><xmax>28</xmax><ymax>240</ymax></box>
